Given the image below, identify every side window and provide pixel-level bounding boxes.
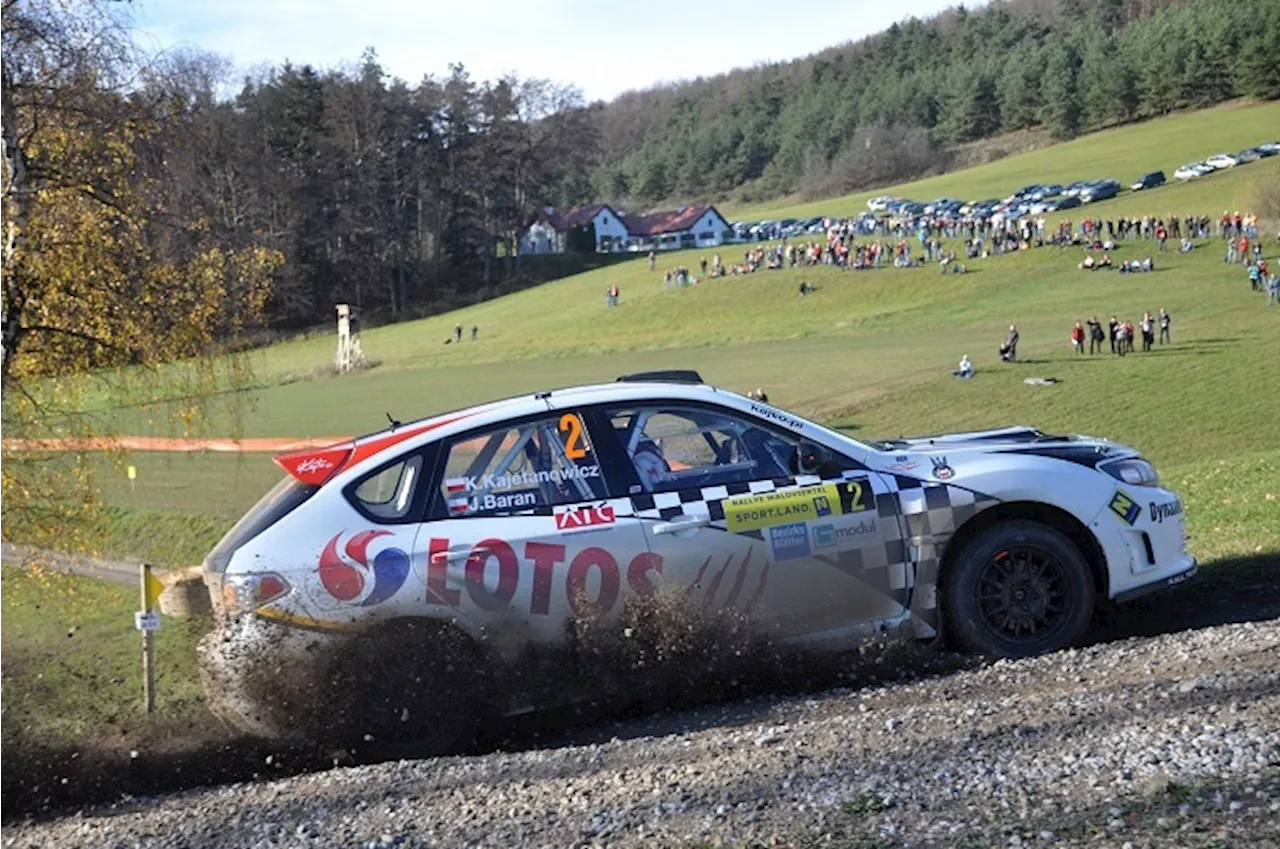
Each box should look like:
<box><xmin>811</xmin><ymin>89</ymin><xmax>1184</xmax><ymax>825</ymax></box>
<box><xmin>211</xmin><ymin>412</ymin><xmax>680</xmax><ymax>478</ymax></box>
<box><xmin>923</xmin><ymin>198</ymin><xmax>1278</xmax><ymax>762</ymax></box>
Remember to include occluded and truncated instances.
<box><xmin>350</xmin><ymin>454</ymin><xmax>424</xmax><ymax>521</ymax></box>
<box><xmin>607</xmin><ymin>405</ymin><xmax>803</xmax><ymax>493</ymax></box>
<box><xmin>438</xmin><ymin>412</ymin><xmax>605</xmax><ymax>516</ymax></box>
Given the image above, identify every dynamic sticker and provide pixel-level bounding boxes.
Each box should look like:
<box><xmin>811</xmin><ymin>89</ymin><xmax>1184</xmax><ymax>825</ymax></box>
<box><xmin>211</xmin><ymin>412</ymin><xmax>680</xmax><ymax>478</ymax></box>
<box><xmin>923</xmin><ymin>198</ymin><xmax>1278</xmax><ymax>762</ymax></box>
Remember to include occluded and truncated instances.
<box><xmin>724</xmin><ymin>479</ymin><xmax>869</xmax><ymax>533</ymax></box>
<box><xmin>1110</xmin><ymin>490</ymin><xmax>1141</xmax><ymax>526</ymax></box>
<box><xmin>1149</xmin><ymin>498</ymin><xmax>1183</xmax><ymax>523</ymax></box>
<box><xmin>318</xmin><ymin>530</ymin><xmax>410</xmax><ymax>606</ymax></box>
<box><xmin>769</xmin><ymin>522</ymin><xmax>811</xmax><ymax>561</ymax></box>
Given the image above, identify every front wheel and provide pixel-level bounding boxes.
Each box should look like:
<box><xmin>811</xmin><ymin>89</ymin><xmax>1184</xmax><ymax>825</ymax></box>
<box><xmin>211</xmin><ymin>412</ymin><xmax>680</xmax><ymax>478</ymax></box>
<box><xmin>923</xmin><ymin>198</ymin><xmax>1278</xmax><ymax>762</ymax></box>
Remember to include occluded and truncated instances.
<box><xmin>944</xmin><ymin>520</ymin><xmax>1094</xmax><ymax>658</ymax></box>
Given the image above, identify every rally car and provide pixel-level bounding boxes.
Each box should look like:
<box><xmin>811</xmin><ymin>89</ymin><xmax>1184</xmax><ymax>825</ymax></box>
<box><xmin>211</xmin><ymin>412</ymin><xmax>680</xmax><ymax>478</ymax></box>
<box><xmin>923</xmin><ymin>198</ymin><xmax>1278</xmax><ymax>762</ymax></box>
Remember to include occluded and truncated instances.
<box><xmin>198</xmin><ymin>371</ymin><xmax>1195</xmax><ymax>746</ymax></box>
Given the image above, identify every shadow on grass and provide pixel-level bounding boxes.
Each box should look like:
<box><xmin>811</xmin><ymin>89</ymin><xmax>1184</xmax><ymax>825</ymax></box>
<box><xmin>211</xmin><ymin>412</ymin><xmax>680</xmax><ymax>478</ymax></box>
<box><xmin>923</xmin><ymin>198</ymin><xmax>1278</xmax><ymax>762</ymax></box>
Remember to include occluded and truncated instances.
<box><xmin>1088</xmin><ymin>551</ymin><xmax>1280</xmax><ymax>643</ymax></box>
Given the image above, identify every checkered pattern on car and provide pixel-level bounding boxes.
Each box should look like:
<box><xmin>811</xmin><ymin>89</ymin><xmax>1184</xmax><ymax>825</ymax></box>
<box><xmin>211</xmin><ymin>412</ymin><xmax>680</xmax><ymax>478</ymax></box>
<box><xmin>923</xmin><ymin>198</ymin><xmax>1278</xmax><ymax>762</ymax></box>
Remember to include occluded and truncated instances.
<box><xmin>629</xmin><ymin>470</ymin><xmax>999</xmax><ymax>630</ymax></box>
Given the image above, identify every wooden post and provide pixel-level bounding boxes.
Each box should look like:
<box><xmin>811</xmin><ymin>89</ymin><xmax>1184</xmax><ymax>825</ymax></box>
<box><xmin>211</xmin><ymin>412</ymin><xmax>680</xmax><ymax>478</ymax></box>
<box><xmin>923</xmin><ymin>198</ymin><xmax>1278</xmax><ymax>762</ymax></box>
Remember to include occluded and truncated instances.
<box><xmin>140</xmin><ymin>563</ymin><xmax>155</xmax><ymax>715</ymax></box>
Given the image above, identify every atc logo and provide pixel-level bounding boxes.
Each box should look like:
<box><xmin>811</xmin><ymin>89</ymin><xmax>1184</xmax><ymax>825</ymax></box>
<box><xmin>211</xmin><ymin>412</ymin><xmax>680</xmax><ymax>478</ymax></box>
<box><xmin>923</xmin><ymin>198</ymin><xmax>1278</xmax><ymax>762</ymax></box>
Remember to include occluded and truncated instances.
<box><xmin>554</xmin><ymin>504</ymin><xmax>616</xmax><ymax>532</ymax></box>
<box><xmin>319</xmin><ymin>530</ymin><xmax>410</xmax><ymax>606</ymax></box>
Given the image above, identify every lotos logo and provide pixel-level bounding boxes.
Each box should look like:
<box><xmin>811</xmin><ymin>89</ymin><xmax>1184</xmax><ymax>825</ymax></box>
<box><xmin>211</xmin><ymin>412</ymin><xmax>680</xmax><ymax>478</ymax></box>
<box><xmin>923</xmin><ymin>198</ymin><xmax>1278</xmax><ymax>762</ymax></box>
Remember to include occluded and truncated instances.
<box><xmin>319</xmin><ymin>530</ymin><xmax>410</xmax><ymax>606</ymax></box>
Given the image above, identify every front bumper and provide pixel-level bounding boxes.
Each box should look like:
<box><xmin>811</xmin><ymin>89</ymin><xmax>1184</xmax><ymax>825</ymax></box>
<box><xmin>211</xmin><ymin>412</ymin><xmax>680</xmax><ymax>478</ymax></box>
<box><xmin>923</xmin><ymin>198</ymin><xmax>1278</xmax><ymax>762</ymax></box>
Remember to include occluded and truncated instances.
<box><xmin>1113</xmin><ymin>556</ymin><xmax>1197</xmax><ymax>603</ymax></box>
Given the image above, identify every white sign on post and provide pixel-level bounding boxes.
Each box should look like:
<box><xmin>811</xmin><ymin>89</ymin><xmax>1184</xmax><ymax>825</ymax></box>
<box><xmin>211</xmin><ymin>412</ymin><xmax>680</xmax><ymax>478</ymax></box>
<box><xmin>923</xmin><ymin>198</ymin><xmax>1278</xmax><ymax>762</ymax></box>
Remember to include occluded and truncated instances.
<box><xmin>135</xmin><ymin>611</ymin><xmax>161</xmax><ymax>632</ymax></box>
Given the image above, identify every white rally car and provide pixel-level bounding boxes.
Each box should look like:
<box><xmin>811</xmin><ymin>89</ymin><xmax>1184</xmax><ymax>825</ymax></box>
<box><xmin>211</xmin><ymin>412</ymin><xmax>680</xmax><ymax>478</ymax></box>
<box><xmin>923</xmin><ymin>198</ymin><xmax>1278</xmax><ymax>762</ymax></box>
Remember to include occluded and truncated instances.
<box><xmin>199</xmin><ymin>371</ymin><xmax>1195</xmax><ymax>745</ymax></box>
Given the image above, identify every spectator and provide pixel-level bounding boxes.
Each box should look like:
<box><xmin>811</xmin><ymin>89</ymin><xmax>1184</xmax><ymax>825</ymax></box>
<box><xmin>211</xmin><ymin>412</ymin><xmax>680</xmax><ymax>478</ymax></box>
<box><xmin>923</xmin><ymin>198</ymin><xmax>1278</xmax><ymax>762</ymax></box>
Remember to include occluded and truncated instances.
<box><xmin>1159</xmin><ymin>308</ymin><xmax>1171</xmax><ymax>344</ymax></box>
<box><xmin>1249</xmin><ymin>263</ymin><xmax>1262</xmax><ymax>292</ymax></box>
<box><xmin>455</xmin><ymin>324</ymin><xmax>463</xmax><ymax>342</ymax></box>
<box><xmin>798</xmin><ymin>280</ymin><xmax>814</xmax><ymax>296</ymax></box>
<box><xmin>1269</xmin><ymin>274</ymin><xmax>1280</xmax><ymax>307</ymax></box>
<box><xmin>648</xmin><ymin>251</ymin><xmax>656</xmax><ymax>271</ymax></box>
<box><xmin>1087</xmin><ymin>316</ymin><xmax>1105</xmax><ymax>354</ymax></box>
<box><xmin>1108</xmin><ymin>316</ymin><xmax>1119</xmax><ymax>353</ymax></box>
<box><xmin>1115</xmin><ymin>320</ymin><xmax>1129</xmax><ymax>356</ymax></box>
<box><xmin>1071</xmin><ymin>320</ymin><xmax>1085</xmax><ymax>354</ymax></box>
<box><xmin>1000</xmin><ymin>325</ymin><xmax>1019</xmax><ymax>362</ymax></box>
<box><xmin>954</xmin><ymin>354</ymin><xmax>975</xmax><ymax>379</ymax></box>
<box><xmin>471</xmin><ymin>325</ymin><xmax>478</xmax><ymax>341</ymax></box>
<box><xmin>700</xmin><ymin>257</ymin><xmax>708</xmax><ymax>277</ymax></box>
<box><xmin>1141</xmin><ymin>312</ymin><xmax>1154</xmax><ymax>352</ymax></box>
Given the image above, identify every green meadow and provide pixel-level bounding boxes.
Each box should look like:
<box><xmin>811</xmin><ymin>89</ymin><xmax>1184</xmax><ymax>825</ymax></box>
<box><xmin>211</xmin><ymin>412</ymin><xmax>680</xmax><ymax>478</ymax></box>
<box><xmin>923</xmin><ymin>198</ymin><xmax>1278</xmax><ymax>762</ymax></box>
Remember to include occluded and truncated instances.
<box><xmin>4</xmin><ymin>101</ymin><xmax>1278</xmax><ymax>768</ymax></box>
<box><xmin>84</xmin><ymin>101</ymin><xmax>1280</xmax><ymax>568</ymax></box>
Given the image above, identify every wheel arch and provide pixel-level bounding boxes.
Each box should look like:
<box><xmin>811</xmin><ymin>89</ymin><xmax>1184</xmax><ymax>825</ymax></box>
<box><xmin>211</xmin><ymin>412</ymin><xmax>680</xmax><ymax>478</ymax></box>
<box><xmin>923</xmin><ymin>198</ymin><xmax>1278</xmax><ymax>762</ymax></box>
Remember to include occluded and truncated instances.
<box><xmin>940</xmin><ymin>501</ymin><xmax>1109</xmax><ymax>598</ymax></box>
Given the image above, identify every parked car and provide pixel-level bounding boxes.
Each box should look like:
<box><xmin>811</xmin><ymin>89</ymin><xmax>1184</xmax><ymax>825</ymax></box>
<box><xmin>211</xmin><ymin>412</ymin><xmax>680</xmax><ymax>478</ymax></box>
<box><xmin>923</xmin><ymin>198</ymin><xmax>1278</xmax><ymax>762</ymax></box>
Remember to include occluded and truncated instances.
<box><xmin>1049</xmin><ymin>196</ymin><xmax>1082</xmax><ymax>211</ymax></box>
<box><xmin>804</xmin><ymin>216</ymin><xmax>828</xmax><ymax>234</ymax></box>
<box><xmin>1061</xmin><ymin>181</ymin><xmax>1091</xmax><ymax>198</ymax></box>
<box><xmin>924</xmin><ymin>198</ymin><xmax>963</xmax><ymax>215</ymax></box>
<box><xmin>1204</xmin><ymin>153</ymin><xmax>1239</xmax><ymax>170</ymax></box>
<box><xmin>778</xmin><ymin>218</ymin><xmax>800</xmax><ymax>236</ymax></box>
<box><xmin>1174</xmin><ymin>163</ymin><xmax>1210</xmax><ymax>180</ymax></box>
<box><xmin>1130</xmin><ymin>171</ymin><xmax>1166</xmax><ymax>191</ymax></box>
<box><xmin>1235</xmin><ymin>149</ymin><xmax>1261</xmax><ymax>164</ymax></box>
<box><xmin>1257</xmin><ymin>142</ymin><xmax>1278</xmax><ymax>156</ymax></box>
<box><xmin>1036</xmin><ymin>184</ymin><xmax>1064</xmax><ymax>199</ymax></box>
<box><xmin>199</xmin><ymin>371</ymin><xmax>1196</xmax><ymax>746</ymax></box>
<box><xmin>1080</xmin><ymin>180</ymin><xmax>1120</xmax><ymax>203</ymax></box>
<box><xmin>867</xmin><ymin>196</ymin><xmax>896</xmax><ymax>212</ymax></box>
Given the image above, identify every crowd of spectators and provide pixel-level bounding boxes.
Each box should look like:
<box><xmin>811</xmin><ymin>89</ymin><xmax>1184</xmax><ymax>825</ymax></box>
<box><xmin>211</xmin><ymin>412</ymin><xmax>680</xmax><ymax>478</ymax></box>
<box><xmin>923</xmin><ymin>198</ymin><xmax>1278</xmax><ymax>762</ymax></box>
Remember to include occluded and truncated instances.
<box><xmin>651</xmin><ymin>209</ymin><xmax>1249</xmax><ymax>289</ymax></box>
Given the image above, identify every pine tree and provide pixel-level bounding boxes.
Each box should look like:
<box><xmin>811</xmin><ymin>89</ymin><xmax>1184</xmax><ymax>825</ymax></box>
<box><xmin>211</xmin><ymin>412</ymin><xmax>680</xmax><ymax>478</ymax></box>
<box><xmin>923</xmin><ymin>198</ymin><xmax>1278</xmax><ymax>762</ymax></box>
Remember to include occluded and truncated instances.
<box><xmin>1235</xmin><ymin>16</ymin><xmax>1280</xmax><ymax>99</ymax></box>
<box><xmin>1041</xmin><ymin>42</ymin><xmax>1083</xmax><ymax>139</ymax></box>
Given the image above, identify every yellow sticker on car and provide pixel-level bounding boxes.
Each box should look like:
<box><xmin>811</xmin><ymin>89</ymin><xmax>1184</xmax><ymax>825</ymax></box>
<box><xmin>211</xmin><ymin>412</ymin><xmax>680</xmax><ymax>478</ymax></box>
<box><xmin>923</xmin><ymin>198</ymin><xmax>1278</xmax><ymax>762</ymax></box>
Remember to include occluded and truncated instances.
<box><xmin>725</xmin><ymin>479</ymin><xmax>870</xmax><ymax>533</ymax></box>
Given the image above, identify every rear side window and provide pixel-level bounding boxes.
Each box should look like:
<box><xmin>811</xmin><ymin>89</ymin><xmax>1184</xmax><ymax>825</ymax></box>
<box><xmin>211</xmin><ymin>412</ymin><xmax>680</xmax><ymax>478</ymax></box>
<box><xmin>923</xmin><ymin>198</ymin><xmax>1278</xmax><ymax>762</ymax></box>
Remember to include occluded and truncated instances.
<box><xmin>352</xmin><ymin>455</ymin><xmax>424</xmax><ymax>521</ymax></box>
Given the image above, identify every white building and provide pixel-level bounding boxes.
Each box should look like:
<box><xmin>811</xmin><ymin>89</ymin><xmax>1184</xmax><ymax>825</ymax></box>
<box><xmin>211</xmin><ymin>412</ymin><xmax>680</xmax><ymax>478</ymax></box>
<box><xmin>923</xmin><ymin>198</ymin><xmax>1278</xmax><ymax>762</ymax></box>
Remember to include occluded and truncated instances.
<box><xmin>519</xmin><ymin>203</ymin><xmax>630</xmax><ymax>254</ymax></box>
<box><xmin>622</xmin><ymin>205</ymin><xmax>733</xmax><ymax>252</ymax></box>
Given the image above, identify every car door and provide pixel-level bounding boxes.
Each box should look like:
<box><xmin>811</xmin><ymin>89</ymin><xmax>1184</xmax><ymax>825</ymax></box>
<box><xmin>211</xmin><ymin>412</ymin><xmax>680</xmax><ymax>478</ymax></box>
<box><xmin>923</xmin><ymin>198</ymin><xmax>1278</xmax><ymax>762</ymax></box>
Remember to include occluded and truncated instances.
<box><xmin>597</xmin><ymin>402</ymin><xmax>911</xmax><ymax>647</ymax></box>
<box><xmin>412</xmin><ymin>409</ymin><xmax>651</xmax><ymax>662</ymax></box>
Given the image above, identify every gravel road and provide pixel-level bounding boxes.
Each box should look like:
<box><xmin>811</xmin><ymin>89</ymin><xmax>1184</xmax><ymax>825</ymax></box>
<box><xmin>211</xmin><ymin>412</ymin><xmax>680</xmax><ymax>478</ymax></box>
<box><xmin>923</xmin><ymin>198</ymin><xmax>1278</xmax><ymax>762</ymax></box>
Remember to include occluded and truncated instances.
<box><xmin>7</xmin><ymin>614</ymin><xmax>1277</xmax><ymax>849</ymax></box>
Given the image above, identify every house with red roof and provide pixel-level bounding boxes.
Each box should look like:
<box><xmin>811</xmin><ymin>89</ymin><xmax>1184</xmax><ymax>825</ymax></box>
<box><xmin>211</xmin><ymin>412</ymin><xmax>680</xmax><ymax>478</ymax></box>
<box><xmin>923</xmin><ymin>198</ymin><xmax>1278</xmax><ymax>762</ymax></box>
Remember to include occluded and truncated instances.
<box><xmin>519</xmin><ymin>202</ymin><xmax>733</xmax><ymax>254</ymax></box>
<box><xmin>519</xmin><ymin>203</ymin><xmax>630</xmax><ymax>255</ymax></box>
<box><xmin>621</xmin><ymin>205</ymin><xmax>732</xmax><ymax>252</ymax></box>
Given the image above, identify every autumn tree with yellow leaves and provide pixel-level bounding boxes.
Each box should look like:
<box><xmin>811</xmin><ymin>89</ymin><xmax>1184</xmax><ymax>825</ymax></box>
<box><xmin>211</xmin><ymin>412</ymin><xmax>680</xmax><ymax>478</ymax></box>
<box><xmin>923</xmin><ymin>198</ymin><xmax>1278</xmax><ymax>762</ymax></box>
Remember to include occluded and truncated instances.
<box><xmin>1</xmin><ymin>0</ymin><xmax>280</xmax><ymax>546</ymax></box>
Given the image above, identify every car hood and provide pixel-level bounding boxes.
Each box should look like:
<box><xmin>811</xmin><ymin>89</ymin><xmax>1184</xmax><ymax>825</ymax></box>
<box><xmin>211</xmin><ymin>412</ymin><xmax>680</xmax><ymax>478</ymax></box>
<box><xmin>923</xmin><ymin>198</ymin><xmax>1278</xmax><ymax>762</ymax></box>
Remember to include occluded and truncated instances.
<box><xmin>870</xmin><ymin>426</ymin><xmax>1133</xmax><ymax>462</ymax></box>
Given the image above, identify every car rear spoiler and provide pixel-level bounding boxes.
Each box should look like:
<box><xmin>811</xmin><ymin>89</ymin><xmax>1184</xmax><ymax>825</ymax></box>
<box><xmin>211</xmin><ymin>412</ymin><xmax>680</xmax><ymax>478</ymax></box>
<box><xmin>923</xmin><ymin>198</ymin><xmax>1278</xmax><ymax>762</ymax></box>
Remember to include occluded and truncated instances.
<box><xmin>274</xmin><ymin>412</ymin><xmax>475</xmax><ymax>486</ymax></box>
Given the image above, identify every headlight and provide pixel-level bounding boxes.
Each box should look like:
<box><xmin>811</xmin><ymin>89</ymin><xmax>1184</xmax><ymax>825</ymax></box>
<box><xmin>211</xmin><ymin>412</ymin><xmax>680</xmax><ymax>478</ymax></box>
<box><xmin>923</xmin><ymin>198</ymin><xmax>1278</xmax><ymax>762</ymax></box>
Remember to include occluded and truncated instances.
<box><xmin>1100</xmin><ymin>457</ymin><xmax>1159</xmax><ymax>487</ymax></box>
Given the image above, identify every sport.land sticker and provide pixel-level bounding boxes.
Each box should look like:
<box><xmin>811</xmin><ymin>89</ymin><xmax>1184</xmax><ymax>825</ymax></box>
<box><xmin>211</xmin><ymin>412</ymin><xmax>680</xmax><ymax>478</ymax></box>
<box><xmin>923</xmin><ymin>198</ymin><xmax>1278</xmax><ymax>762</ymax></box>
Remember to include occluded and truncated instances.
<box><xmin>725</xmin><ymin>479</ymin><xmax>870</xmax><ymax>533</ymax></box>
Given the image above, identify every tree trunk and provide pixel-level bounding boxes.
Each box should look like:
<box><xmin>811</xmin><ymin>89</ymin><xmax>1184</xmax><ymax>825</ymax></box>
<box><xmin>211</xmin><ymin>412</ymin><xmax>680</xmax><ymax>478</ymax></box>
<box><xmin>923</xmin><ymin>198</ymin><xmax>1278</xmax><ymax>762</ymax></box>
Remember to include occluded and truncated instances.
<box><xmin>0</xmin><ymin>55</ymin><xmax>31</xmax><ymax>402</ymax></box>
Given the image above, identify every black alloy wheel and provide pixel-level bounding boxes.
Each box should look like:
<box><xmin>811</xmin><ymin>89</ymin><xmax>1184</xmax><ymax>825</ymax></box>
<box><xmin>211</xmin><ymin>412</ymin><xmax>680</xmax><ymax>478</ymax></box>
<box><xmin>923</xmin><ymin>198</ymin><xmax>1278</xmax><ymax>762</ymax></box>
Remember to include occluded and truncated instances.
<box><xmin>945</xmin><ymin>519</ymin><xmax>1094</xmax><ymax>658</ymax></box>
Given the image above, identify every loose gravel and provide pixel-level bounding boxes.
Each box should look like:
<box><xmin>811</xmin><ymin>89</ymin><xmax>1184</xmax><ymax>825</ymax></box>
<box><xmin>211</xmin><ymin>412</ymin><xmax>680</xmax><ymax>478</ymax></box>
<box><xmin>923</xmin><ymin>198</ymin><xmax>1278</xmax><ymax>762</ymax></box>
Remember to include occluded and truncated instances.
<box><xmin>6</xmin><ymin>618</ymin><xmax>1278</xmax><ymax>848</ymax></box>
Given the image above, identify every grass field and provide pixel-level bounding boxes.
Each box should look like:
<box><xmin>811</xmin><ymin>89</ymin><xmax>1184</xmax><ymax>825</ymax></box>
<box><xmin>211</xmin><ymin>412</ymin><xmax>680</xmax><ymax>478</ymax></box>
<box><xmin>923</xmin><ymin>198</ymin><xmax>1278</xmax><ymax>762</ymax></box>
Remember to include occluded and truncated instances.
<box><xmin>729</xmin><ymin>99</ymin><xmax>1280</xmax><ymax>221</ymax></box>
<box><xmin>4</xmin><ymin>103</ymin><xmax>1278</xmax><ymax>783</ymax></box>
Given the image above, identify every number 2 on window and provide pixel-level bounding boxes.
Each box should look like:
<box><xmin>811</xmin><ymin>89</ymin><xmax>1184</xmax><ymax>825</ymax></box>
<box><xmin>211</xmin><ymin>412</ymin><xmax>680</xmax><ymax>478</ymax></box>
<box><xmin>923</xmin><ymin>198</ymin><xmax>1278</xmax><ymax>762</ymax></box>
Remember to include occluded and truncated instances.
<box><xmin>559</xmin><ymin>413</ymin><xmax>587</xmax><ymax>459</ymax></box>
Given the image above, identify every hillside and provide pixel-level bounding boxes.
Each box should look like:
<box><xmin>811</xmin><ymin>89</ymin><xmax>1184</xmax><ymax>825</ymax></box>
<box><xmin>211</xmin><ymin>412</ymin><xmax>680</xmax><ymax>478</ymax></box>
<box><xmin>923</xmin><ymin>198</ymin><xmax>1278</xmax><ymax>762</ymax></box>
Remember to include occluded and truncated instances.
<box><xmin>591</xmin><ymin>0</ymin><xmax>1280</xmax><ymax>207</ymax></box>
<box><xmin>86</xmin><ymin>100</ymin><xmax>1280</xmax><ymax>578</ymax></box>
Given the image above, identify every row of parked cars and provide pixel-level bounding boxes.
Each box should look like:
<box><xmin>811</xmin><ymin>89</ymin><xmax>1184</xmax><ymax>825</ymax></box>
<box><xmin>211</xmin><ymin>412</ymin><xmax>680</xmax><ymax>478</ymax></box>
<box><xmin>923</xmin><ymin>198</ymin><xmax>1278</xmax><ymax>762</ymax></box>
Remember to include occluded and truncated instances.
<box><xmin>1173</xmin><ymin>142</ymin><xmax>1278</xmax><ymax>180</ymax></box>
<box><xmin>725</xmin><ymin>139</ymin><xmax>1279</xmax><ymax>242</ymax></box>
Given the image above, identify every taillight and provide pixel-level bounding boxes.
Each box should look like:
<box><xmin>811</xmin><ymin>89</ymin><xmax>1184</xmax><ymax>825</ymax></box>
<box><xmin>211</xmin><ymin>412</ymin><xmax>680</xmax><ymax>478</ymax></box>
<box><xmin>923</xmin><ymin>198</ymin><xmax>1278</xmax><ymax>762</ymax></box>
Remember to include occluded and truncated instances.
<box><xmin>222</xmin><ymin>573</ymin><xmax>291</xmax><ymax>612</ymax></box>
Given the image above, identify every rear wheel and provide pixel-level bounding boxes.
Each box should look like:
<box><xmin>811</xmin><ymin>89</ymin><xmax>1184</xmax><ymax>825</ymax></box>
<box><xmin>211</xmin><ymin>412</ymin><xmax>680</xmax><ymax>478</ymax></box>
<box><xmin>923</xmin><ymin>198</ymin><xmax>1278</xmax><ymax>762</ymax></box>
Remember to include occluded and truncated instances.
<box><xmin>945</xmin><ymin>520</ymin><xmax>1094</xmax><ymax>658</ymax></box>
<box><xmin>319</xmin><ymin>619</ymin><xmax>493</xmax><ymax>755</ymax></box>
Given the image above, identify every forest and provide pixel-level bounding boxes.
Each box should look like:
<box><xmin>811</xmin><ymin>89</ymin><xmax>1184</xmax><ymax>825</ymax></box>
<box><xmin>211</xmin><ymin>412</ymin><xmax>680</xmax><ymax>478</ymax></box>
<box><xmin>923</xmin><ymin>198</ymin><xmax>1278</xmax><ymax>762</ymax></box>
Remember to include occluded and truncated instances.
<box><xmin>4</xmin><ymin>0</ymin><xmax>1279</xmax><ymax>334</ymax></box>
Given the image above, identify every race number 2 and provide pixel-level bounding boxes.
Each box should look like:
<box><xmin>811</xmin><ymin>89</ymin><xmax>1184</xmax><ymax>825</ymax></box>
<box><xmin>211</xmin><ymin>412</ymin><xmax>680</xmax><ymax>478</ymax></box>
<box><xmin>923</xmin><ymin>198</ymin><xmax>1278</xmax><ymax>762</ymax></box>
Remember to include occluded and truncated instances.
<box><xmin>559</xmin><ymin>413</ymin><xmax>587</xmax><ymax>459</ymax></box>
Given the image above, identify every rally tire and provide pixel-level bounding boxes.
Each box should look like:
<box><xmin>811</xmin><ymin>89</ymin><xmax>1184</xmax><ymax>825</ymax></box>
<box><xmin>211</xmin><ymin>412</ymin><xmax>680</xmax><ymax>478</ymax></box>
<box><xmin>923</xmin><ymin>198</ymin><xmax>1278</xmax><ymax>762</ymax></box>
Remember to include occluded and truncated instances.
<box><xmin>944</xmin><ymin>520</ymin><xmax>1094</xmax><ymax>658</ymax></box>
<box><xmin>319</xmin><ymin>619</ymin><xmax>493</xmax><ymax>754</ymax></box>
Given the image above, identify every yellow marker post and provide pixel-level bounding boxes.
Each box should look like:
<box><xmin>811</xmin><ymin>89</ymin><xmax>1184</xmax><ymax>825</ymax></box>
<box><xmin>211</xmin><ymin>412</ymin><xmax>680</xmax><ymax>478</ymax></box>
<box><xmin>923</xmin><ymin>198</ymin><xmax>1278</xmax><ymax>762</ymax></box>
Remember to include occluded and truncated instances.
<box><xmin>127</xmin><ymin>464</ymin><xmax>137</xmax><ymax>493</ymax></box>
<box><xmin>137</xmin><ymin>564</ymin><xmax>165</xmax><ymax>714</ymax></box>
